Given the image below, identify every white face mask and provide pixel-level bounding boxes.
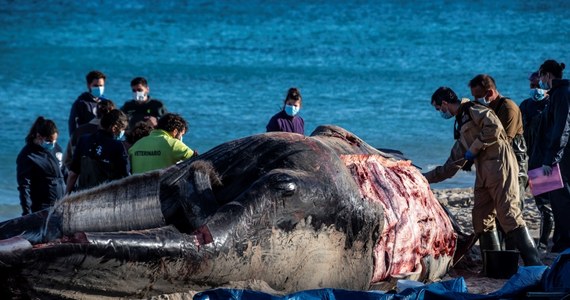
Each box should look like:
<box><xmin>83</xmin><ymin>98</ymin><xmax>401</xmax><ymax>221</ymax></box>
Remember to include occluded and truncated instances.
<box><xmin>476</xmin><ymin>97</ymin><xmax>490</xmax><ymax>106</ymax></box>
<box><xmin>134</xmin><ymin>91</ymin><xmax>146</xmax><ymax>102</ymax></box>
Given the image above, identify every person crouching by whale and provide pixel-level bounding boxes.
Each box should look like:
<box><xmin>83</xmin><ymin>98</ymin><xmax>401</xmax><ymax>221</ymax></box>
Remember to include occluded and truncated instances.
<box><xmin>422</xmin><ymin>87</ymin><xmax>541</xmax><ymax>268</ymax></box>
<box><xmin>128</xmin><ymin>113</ymin><xmax>196</xmax><ymax>174</ymax></box>
<box><xmin>17</xmin><ymin>117</ymin><xmax>66</xmax><ymax>215</ymax></box>
<box><xmin>266</xmin><ymin>87</ymin><xmax>304</xmax><ymax>134</ymax></box>
<box><xmin>66</xmin><ymin>109</ymin><xmax>130</xmax><ymax>194</ymax></box>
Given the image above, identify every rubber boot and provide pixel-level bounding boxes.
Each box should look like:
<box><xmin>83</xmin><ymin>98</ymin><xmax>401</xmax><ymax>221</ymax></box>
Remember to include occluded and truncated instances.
<box><xmin>495</xmin><ymin>219</ymin><xmax>506</xmax><ymax>250</ymax></box>
<box><xmin>479</xmin><ymin>230</ymin><xmax>501</xmax><ymax>276</ymax></box>
<box><xmin>505</xmin><ymin>226</ymin><xmax>542</xmax><ymax>266</ymax></box>
<box><xmin>538</xmin><ymin>210</ymin><xmax>554</xmax><ymax>249</ymax></box>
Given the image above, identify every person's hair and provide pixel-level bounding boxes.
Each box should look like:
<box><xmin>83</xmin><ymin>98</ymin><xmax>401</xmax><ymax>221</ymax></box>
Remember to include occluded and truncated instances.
<box><xmin>100</xmin><ymin>109</ymin><xmax>128</xmax><ymax>131</ymax></box>
<box><xmin>284</xmin><ymin>87</ymin><xmax>302</xmax><ymax>104</ymax></box>
<box><xmin>86</xmin><ymin>70</ymin><xmax>106</xmax><ymax>85</ymax></box>
<box><xmin>431</xmin><ymin>87</ymin><xmax>459</xmax><ymax>105</ymax></box>
<box><xmin>539</xmin><ymin>60</ymin><xmax>566</xmax><ymax>79</ymax></box>
<box><xmin>130</xmin><ymin>77</ymin><xmax>148</xmax><ymax>87</ymax></box>
<box><xmin>468</xmin><ymin>74</ymin><xmax>497</xmax><ymax>91</ymax></box>
<box><xmin>96</xmin><ymin>99</ymin><xmax>116</xmax><ymax>119</ymax></box>
<box><xmin>529</xmin><ymin>71</ymin><xmax>540</xmax><ymax>82</ymax></box>
<box><xmin>126</xmin><ymin>120</ymin><xmax>154</xmax><ymax>145</ymax></box>
<box><xmin>25</xmin><ymin>116</ymin><xmax>58</xmax><ymax>144</ymax></box>
<box><xmin>157</xmin><ymin>113</ymin><xmax>188</xmax><ymax>133</ymax></box>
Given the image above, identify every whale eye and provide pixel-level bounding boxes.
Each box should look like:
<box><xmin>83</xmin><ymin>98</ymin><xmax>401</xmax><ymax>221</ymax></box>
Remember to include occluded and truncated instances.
<box><xmin>269</xmin><ymin>173</ymin><xmax>297</xmax><ymax>197</ymax></box>
<box><xmin>278</xmin><ymin>182</ymin><xmax>296</xmax><ymax>197</ymax></box>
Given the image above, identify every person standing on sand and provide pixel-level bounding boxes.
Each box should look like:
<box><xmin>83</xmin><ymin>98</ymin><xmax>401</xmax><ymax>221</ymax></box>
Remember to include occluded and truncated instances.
<box><xmin>469</xmin><ymin>74</ymin><xmax>528</xmax><ymax>250</ymax></box>
<box><xmin>66</xmin><ymin>109</ymin><xmax>130</xmax><ymax>193</ymax></box>
<box><xmin>469</xmin><ymin>74</ymin><xmax>528</xmax><ymax>212</ymax></box>
<box><xmin>17</xmin><ymin>117</ymin><xmax>66</xmax><ymax>215</ymax></box>
<box><xmin>536</xmin><ymin>59</ymin><xmax>570</xmax><ymax>253</ymax></box>
<box><xmin>129</xmin><ymin>113</ymin><xmax>196</xmax><ymax>174</ymax></box>
<box><xmin>68</xmin><ymin>70</ymin><xmax>109</xmax><ymax>137</ymax></box>
<box><xmin>63</xmin><ymin>99</ymin><xmax>116</xmax><ymax>170</ymax></box>
<box><xmin>520</xmin><ymin>71</ymin><xmax>553</xmax><ymax>250</ymax></box>
<box><xmin>120</xmin><ymin>77</ymin><xmax>167</xmax><ymax>131</ymax></box>
<box><xmin>423</xmin><ymin>87</ymin><xmax>541</xmax><ymax>269</ymax></box>
<box><xmin>266</xmin><ymin>87</ymin><xmax>304</xmax><ymax>134</ymax></box>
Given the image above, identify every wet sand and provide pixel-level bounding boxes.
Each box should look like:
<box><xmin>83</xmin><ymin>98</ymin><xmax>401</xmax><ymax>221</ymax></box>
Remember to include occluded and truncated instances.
<box><xmin>433</xmin><ymin>187</ymin><xmax>558</xmax><ymax>294</ymax></box>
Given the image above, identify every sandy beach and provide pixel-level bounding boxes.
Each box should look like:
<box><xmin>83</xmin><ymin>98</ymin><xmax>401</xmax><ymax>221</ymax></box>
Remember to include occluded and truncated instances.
<box><xmin>433</xmin><ymin>187</ymin><xmax>558</xmax><ymax>294</ymax></box>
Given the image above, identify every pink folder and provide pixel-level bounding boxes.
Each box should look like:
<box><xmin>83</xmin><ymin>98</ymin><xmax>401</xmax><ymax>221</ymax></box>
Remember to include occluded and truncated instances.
<box><xmin>528</xmin><ymin>164</ymin><xmax>564</xmax><ymax>196</ymax></box>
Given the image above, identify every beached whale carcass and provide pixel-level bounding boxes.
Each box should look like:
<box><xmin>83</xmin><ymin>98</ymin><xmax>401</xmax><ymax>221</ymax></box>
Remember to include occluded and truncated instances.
<box><xmin>0</xmin><ymin>125</ymin><xmax>456</xmax><ymax>298</ymax></box>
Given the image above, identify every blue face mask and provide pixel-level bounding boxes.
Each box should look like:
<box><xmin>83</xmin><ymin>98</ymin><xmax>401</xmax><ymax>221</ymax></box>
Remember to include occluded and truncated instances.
<box><xmin>285</xmin><ymin>105</ymin><xmax>300</xmax><ymax>117</ymax></box>
<box><xmin>440</xmin><ymin>110</ymin><xmax>453</xmax><ymax>119</ymax></box>
<box><xmin>538</xmin><ymin>80</ymin><xmax>550</xmax><ymax>90</ymax></box>
<box><xmin>91</xmin><ymin>86</ymin><xmax>104</xmax><ymax>98</ymax></box>
<box><xmin>42</xmin><ymin>141</ymin><xmax>55</xmax><ymax>151</ymax></box>
<box><xmin>530</xmin><ymin>88</ymin><xmax>547</xmax><ymax>101</ymax></box>
<box><xmin>115</xmin><ymin>130</ymin><xmax>125</xmax><ymax>141</ymax></box>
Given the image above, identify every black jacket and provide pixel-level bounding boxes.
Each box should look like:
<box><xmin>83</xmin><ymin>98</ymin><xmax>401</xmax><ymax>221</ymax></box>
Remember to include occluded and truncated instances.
<box><xmin>541</xmin><ymin>79</ymin><xmax>570</xmax><ymax>178</ymax></box>
<box><xmin>120</xmin><ymin>97</ymin><xmax>167</xmax><ymax>129</ymax></box>
<box><xmin>68</xmin><ymin>92</ymin><xmax>100</xmax><ymax>137</ymax></box>
<box><xmin>17</xmin><ymin>143</ymin><xmax>66</xmax><ymax>215</ymax></box>
<box><xmin>70</xmin><ymin>130</ymin><xmax>130</xmax><ymax>191</ymax></box>
<box><xmin>520</xmin><ymin>96</ymin><xmax>550</xmax><ymax>169</ymax></box>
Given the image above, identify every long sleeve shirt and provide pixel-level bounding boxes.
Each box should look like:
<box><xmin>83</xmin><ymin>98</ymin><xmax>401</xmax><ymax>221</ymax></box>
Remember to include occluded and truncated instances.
<box><xmin>266</xmin><ymin>110</ymin><xmax>304</xmax><ymax>135</ymax></box>
<box><xmin>17</xmin><ymin>143</ymin><xmax>65</xmax><ymax>215</ymax></box>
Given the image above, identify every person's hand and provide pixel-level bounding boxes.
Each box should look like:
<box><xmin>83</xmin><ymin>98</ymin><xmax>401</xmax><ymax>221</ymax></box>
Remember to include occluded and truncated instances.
<box><xmin>464</xmin><ymin>150</ymin><xmax>476</xmax><ymax>161</ymax></box>
<box><xmin>543</xmin><ymin>165</ymin><xmax>553</xmax><ymax>176</ymax></box>
<box><xmin>462</xmin><ymin>160</ymin><xmax>474</xmax><ymax>172</ymax></box>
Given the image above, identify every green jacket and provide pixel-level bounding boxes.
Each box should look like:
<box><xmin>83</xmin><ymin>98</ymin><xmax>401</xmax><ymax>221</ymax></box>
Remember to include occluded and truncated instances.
<box><xmin>129</xmin><ymin>129</ymin><xmax>194</xmax><ymax>174</ymax></box>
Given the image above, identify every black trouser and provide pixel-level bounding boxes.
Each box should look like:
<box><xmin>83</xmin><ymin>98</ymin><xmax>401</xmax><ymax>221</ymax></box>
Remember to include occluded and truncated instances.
<box><xmin>548</xmin><ymin>181</ymin><xmax>570</xmax><ymax>252</ymax></box>
<box><xmin>534</xmin><ymin>193</ymin><xmax>554</xmax><ymax>246</ymax></box>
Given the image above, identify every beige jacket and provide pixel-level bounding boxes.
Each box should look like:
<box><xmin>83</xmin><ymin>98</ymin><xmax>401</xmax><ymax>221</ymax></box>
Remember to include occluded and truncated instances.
<box><xmin>425</xmin><ymin>101</ymin><xmax>517</xmax><ymax>185</ymax></box>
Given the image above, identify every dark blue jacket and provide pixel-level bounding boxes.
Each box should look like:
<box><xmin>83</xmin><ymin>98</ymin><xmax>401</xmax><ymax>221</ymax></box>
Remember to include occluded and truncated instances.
<box><xmin>266</xmin><ymin>110</ymin><xmax>305</xmax><ymax>135</ymax></box>
<box><xmin>70</xmin><ymin>130</ymin><xmax>130</xmax><ymax>191</ymax></box>
<box><xmin>520</xmin><ymin>96</ymin><xmax>550</xmax><ymax>169</ymax></box>
<box><xmin>68</xmin><ymin>92</ymin><xmax>100</xmax><ymax>137</ymax></box>
<box><xmin>542</xmin><ymin>79</ymin><xmax>570</xmax><ymax>178</ymax></box>
<box><xmin>17</xmin><ymin>143</ymin><xmax>65</xmax><ymax>215</ymax></box>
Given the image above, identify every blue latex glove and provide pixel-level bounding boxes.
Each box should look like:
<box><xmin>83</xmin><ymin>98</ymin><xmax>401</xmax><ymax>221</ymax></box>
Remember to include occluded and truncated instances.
<box><xmin>464</xmin><ymin>150</ymin><xmax>476</xmax><ymax>161</ymax></box>
<box><xmin>543</xmin><ymin>165</ymin><xmax>553</xmax><ymax>176</ymax></box>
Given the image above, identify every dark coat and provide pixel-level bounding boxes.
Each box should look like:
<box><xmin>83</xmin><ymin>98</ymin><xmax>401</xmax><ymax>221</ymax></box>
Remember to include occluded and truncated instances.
<box><xmin>17</xmin><ymin>143</ymin><xmax>66</xmax><ymax>215</ymax></box>
<box><xmin>519</xmin><ymin>96</ymin><xmax>550</xmax><ymax>169</ymax></box>
<box><xmin>70</xmin><ymin>130</ymin><xmax>130</xmax><ymax>191</ymax></box>
<box><xmin>68</xmin><ymin>92</ymin><xmax>100</xmax><ymax>137</ymax></box>
<box><xmin>541</xmin><ymin>79</ymin><xmax>570</xmax><ymax>178</ymax></box>
<box><xmin>120</xmin><ymin>97</ymin><xmax>167</xmax><ymax>130</ymax></box>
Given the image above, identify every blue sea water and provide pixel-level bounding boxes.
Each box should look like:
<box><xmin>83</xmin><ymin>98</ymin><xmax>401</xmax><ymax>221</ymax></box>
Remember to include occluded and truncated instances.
<box><xmin>0</xmin><ymin>0</ymin><xmax>569</xmax><ymax>221</ymax></box>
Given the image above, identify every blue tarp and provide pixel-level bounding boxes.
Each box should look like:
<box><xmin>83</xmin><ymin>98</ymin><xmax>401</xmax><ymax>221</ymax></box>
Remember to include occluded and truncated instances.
<box><xmin>542</xmin><ymin>248</ymin><xmax>570</xmax><ymax>293</ymax></box>
<box><xmin>195</xmin><ymin>250</ymin><xmax>570</xmax><ymax>300</ymax></box>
